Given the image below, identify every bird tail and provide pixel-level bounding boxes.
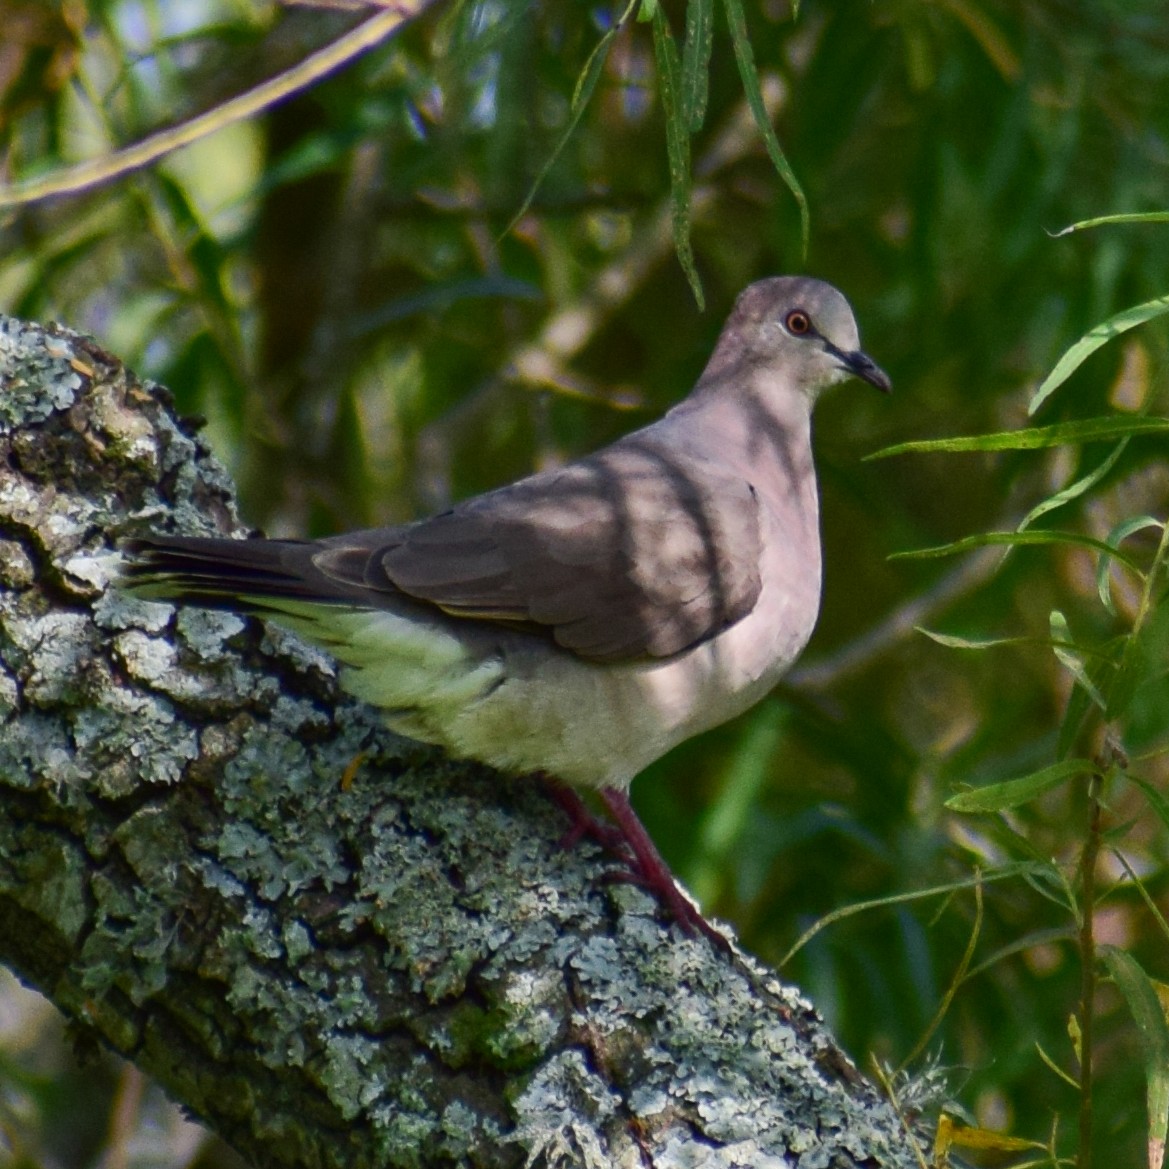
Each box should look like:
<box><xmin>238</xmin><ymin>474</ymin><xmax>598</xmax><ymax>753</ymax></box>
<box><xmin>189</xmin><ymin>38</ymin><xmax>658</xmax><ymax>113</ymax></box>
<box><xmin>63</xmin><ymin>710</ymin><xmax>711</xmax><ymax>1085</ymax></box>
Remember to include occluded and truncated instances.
<box><xmin>117</xmin><ymin>535</ymin><xmax>333</xmax><ymax>612</ymax></box>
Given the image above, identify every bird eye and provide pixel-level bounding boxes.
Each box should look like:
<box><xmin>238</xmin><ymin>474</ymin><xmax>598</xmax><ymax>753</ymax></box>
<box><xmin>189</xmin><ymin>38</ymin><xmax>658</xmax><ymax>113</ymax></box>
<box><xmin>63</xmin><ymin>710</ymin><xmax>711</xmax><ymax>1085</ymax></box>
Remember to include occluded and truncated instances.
<box><xmin>785</xmin><ymin>309</ymin><xmax>812</xmax><ymax>336</ymax></box>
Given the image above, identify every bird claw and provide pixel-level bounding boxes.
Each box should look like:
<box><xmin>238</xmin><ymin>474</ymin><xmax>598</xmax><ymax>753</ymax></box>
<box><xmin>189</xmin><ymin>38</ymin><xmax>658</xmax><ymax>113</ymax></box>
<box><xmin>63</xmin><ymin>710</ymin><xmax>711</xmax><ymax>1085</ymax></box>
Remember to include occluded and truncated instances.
<box><xmin>544</xmin><ymin>779</ymin><xmax>731</xmax><ymax>952</ymax></box>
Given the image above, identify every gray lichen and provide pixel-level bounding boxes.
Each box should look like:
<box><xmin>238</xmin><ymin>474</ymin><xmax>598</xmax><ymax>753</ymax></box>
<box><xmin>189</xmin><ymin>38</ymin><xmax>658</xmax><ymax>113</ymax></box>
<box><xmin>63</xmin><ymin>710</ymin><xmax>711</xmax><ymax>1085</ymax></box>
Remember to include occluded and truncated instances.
<box><xmin>0</xmin><ymin>314</ymin><xmax>934</xmax><ymax>1167</ymax></box>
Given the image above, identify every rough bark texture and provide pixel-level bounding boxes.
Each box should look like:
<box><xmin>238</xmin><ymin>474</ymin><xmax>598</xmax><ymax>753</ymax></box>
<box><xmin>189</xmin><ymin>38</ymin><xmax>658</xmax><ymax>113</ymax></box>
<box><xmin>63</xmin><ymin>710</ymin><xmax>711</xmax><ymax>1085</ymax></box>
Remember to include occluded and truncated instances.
<box><xmin>0</xmin><ymin>314</ymin><xmax>932</xmax><ymax>1167</ymax></box>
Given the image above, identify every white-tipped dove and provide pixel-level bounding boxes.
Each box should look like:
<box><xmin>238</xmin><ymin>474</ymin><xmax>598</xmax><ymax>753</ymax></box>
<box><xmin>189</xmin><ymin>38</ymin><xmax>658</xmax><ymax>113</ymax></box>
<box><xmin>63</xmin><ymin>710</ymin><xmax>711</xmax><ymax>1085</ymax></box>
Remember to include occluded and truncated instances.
<box><xmin>119</xmin><ymin>276</ymin><xmax>891</xmax><ymax>947</ymax></box>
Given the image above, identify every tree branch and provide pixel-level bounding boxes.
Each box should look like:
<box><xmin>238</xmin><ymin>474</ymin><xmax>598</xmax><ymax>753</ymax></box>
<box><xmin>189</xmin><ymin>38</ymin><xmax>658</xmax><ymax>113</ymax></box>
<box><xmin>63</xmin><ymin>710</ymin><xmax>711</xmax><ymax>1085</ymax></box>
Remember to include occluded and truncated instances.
<box><xmin>0</xmin><ymin>314</ymin><xmax>931</xmax><ymax>1167</ymax></box>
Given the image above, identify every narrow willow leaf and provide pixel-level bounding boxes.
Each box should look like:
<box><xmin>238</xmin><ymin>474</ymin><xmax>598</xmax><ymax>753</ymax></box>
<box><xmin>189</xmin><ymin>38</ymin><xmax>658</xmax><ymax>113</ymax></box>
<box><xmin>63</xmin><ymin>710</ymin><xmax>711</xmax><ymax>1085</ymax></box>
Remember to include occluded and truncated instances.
<box><xmin>1050</xmin><ymin>610</ymin><xmax>1107</xmax><ymax>711</ymax></box>
<box><xmin>916</xmin><ymin>627</ymin><xmax>1034</xmax><ymax>651</ymax></box>
<box><xmin>889</xmin><ymin>529</ymin><xmax>1144</xmax><ymax>574</ymax></box>
<box><xmin>1100</xmin><ymin>947</ymin><xmax>1169</xmax><ymax>1169</ymax></box>
<box><xmin>1034</xmin><ymin>1041</ymin><xmax>1081</xmax><ymax>1090</ymax></box>
<box><xmin>1030</xmin><ymin>295</ymin><xmax>1169</xmax><ymax>415</ymax></box>
<box><xmin>1050</xmin><ymin>211</ymin><xmax>1169</xmax><ymax>237</ymax></box>
<box><xmin>868</xmin><ymin>415</ymin><xmax>1169</xmax><ymax>459</ymax></box>
<box><xmin>945</xmin><ymin>758</ymin><xmax>1095</xmax><ymax>813</ymax></box>
<box><xmin>1097</xmin><ymin>515</ymin><xmax>1161</xmax><ymax>614</ymax></box>
<box><xmin>1020</xmin><ymin>439</ymin><xmax>1129</xmax><ymax>532</ymax></box>
<box><xmin>722</xmin><ymin>0</ymin><xmax>809</xmax><ymax>255</ymax></box>
<box><xmin>1112</xmin><ymin>848</ymin><xmax>1169</xmax><ymax>948</ymax></box>
<box><xmin>681</xmin><ymin>0</ymin><xmax>714</xmax><ymax>131</ymax></box>
<box><xmin>652</xmin><ymin>5</ymin><xmax>703</xmax><ymax>309</ymax></box>
<box><xmin>505</xmin><ymin>0</ymin><xmax>639</xmax><ymax>236</ymax></box>
<box><xmin>780</xmin><ymin>863</ymin><xmax>1043</xmax><ymax>966</ymax></box>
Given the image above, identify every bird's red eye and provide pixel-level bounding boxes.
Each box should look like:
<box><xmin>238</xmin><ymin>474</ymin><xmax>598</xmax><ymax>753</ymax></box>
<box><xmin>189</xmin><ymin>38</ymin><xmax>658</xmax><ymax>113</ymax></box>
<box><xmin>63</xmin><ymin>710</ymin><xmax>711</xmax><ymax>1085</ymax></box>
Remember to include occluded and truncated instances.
<box><xmin>785</xmin><ymin>310</ymin><xmax>812</xmax><ymax>335</ymax></box>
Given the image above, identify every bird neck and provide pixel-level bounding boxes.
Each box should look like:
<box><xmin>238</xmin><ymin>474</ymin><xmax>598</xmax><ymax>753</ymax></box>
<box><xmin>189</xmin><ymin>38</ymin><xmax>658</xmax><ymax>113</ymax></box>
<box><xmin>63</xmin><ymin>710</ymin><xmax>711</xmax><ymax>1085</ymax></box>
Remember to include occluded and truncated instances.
<box><xmin>667</xmin><ymin>366</ymin><xmax>816</xmax><ymax>482</ymax></box>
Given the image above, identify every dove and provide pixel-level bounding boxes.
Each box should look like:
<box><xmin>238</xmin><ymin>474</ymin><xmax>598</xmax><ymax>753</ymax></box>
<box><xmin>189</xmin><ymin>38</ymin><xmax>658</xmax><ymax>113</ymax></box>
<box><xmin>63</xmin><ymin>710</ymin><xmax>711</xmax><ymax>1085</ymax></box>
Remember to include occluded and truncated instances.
<box><xmin>119</xmin><ymin>276</ymin><xmax>890</xmax><ymax>945</ymax></box>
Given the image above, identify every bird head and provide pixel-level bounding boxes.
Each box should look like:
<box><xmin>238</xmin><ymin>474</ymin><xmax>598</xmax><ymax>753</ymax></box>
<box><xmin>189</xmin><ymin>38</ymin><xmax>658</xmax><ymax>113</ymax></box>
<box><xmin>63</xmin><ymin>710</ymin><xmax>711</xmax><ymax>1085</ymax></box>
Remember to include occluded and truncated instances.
<box><xmin>704</xmin><ymin>276</ymin><xmax>891</xmax><ymax>401</ymax></box>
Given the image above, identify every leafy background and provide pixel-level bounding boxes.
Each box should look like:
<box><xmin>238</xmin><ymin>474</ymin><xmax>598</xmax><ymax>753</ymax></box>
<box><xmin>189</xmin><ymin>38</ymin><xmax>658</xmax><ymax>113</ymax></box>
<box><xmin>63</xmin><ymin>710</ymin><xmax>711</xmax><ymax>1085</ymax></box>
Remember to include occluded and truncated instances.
<box><xmin>1</xmin><ymin>0</ymin><xmax>1168</xmax><ymax>1165</ymax></box>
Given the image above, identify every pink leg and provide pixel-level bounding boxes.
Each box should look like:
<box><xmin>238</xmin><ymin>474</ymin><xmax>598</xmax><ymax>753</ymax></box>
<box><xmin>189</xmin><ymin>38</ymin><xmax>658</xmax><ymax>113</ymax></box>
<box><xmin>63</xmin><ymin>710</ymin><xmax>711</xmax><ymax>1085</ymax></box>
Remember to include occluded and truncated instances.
<box><xmin>598</xmin><ymin>788</ymin><xmax>730</xmax><ymax>952</ymax></box>
<box><xmin>545</xmin><ymin>782</ymin><xmax>630</xmax><ymax>853</ymax></box>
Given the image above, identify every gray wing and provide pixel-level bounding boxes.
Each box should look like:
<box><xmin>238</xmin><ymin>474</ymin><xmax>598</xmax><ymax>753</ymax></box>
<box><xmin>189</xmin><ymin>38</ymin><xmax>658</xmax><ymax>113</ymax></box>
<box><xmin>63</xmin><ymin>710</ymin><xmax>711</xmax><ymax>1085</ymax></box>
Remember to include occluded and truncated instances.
<box><xmin>315</xmin><ymin>438</ymin><xmax>763</xmax><ymax>662</ymax></box>
<box><xmin>122</xmin><ymin>439</ymin><xmax>764</xmax><ymax>664</ymax></box>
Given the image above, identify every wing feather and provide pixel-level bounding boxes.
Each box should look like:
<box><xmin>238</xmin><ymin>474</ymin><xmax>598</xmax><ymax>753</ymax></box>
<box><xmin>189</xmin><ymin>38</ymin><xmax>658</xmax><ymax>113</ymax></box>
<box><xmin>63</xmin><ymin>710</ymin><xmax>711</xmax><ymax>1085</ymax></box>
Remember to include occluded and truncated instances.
<box><xmin>317</xmin><ymin>435</ymin><xmax>764</xmax><ymax>661</ymax></box>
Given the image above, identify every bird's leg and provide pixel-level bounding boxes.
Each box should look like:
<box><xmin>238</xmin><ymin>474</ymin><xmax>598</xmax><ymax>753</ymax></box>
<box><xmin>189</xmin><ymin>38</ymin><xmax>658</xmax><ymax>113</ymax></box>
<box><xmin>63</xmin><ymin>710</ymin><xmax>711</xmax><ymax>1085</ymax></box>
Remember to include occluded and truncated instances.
<box><xmin>543</xmin><ymin>780</ymin><xmax>630</xmax><ymax>853</ymax></box>
<box><xmin>544</xmin><ymin>779</ymin><xmax>730</xmax><ymax>951</ymax></box>
<box><xmin>598</xmin><ymin>788</ymin><xmax>730</xmax><ymax>952</ymax></box>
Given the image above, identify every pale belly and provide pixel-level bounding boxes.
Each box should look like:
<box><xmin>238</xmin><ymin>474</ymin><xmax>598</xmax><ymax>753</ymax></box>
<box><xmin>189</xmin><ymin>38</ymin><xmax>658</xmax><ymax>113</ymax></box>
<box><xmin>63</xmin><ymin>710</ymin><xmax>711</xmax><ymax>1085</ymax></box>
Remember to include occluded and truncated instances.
<box><xmin>363</xmin><ymin>567</ymin><xmax>820</xmax><ymax>790</ymax></box>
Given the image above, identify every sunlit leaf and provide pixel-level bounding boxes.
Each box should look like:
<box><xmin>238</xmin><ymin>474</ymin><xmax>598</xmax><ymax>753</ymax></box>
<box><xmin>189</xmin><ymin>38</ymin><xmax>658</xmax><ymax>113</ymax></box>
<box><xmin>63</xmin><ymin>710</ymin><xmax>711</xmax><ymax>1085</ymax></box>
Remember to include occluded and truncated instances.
<box><xmin>933</xmin><ymin>1113</ymin><xmax>1046</xmax><ymax>1157</ymax></box>
<box><xmin>1050</xmin><ymin>211</ymin><xmax>1169</xmax><ymax>237</ymax></box>
<box><xmin>1030</xmin><ymin>296</ymin><xmax>1169</xmax><ymax>415</ymax></box>
<box><xmin>945</xmin><ymin>758</ymin><xmax>1095</xmax><ymax>813</ymax></box>
<box><xmin>869</xmin><ymin>415</ymin><xmax>1169</xmax><ymax>459</ymax></box>
<box><xmin>916</xmin><ymin>627</ymin><xmax>1034</xmax><ymax>651</ymax></box>
<box><xmin>1100</xmin><ymin>947</ymin><xmax>1169</xmax><ymax>1169</ymax></box>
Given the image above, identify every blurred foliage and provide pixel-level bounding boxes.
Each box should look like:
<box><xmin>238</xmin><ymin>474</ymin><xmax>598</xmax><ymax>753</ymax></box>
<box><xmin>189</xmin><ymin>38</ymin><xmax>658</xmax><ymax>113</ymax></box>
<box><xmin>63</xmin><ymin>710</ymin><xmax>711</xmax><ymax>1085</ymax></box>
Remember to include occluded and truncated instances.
<box><xmin>1</xmin><ymin>0</ymin><xmax>1169</xmax><ymax>1165</ymax></box>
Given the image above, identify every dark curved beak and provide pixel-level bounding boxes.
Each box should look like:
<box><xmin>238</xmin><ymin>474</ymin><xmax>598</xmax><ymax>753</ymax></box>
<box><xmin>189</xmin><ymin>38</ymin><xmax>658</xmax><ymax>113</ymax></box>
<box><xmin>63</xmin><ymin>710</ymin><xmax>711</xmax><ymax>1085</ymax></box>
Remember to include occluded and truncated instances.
<box><xmin>838</xmin><ymin>347</ymin><xmax>892</xmax><ymax>394</ymax></box>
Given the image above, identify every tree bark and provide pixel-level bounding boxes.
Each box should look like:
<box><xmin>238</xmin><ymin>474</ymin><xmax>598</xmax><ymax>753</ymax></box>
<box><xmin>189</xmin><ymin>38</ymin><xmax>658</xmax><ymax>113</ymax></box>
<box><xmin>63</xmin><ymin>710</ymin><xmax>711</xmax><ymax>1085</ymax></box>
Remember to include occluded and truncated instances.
<box><xmin>0</xmin><ymin>314</ymin><xmax>931</xmax><ymax>1167</ymax></box>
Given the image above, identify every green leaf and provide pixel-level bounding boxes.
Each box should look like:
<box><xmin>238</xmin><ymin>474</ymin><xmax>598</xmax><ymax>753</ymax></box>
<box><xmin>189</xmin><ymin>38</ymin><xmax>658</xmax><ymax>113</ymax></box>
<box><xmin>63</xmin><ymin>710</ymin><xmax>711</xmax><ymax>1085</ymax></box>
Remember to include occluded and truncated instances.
<box><xmin>868</xmin><ymin>415</ymin><xmax>1169</xmax><ymax>459</ymax></box>
<box><xmin>652</xmin><ymin>4</ymin><xmax>704</xmax><ymax>309</ymax></box>
<box><xmin>504</xmin><ymin>0</ymin><xmax>637</xmax><ymax>237</ymax></box>
<box><xmin>916</xmin><ymin>628</ymin><xmax>1034</xmax><ymax>651</ymax></box>
<box><xmin>780</xmin><ymin>863</ymin><xmax>1045</xmax><ymax>966</ymax></box>
<box><xmin>1049</xmin><ymin>610</ymin><xmax>1107</xmax><ymax>711</ymax></box>
<box><xmin>1099</xmin><ymin>947</ymin><xmax>1169</xmax><ymax>1169</ymax></box>
<box><xmin>1030</xmin><ymin>295</ymin><xmax>1169</xmax><ymax>415</ymax></box>
<box><xmin>945</xmin><ymin>758</ymin><xmax>1096</xmax><ymax>813</ymax></box>
<box><xmin>1097</xmin><ymin>515</ymin><xmax>1161</xmax><ymax>614</ymax></box>
<box><xmin>889</xmin><ymin>529</ymin><xmax>1145</xmax><ymax>574</ymax></box>
<box><xmin>1019</xmin><ymin>439</ymin><xmax>1129</xmax><ymax>532</ymax></box>
<box><xmin>722</xmin><ymin>0</ymin><xmax>809</xmax><ymax>256</ymax></box>
<box><xmin>1050</xmin><ymin>211</ymin><xmax>1169</xmax><ymax>237</ymax></box>
<box><xmin>1034</xmin><ymin>1040</ymin><xmax>1081</xmax><ymax>1090</ymax></box>
<box><xmin>680</xmin><ymin>0</ymin><xmax>714</xmax><ymax>132</ymax></box>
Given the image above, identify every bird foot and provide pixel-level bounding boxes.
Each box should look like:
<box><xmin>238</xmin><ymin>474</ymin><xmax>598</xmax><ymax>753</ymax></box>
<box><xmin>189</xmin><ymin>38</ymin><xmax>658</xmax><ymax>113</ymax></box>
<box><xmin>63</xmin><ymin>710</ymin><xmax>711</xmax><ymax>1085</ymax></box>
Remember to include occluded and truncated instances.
<box><xmin>597</xmin><ymin>789</ymin><xmax>732</xmax><ymax>953</ymax></box>
<box><xmin>544</xmin><ymin>780</ymin><xmax>731</xmax><ymax>952</ymax></box>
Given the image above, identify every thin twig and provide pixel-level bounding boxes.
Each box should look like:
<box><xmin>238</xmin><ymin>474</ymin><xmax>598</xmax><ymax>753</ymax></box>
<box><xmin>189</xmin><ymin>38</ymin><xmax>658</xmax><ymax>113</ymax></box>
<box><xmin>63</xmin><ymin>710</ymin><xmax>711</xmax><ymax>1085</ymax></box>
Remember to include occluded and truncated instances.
<box><xmin>0</xmin><ymin>3</ymin><xmax>434</xmax><ymax>210</ymax></box>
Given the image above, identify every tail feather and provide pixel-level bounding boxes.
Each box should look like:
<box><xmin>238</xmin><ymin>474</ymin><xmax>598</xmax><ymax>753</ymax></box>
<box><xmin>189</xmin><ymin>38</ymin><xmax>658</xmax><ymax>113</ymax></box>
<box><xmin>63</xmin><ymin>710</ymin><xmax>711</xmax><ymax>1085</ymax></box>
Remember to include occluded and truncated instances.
<box><xmin>118</xmin><ymin>535</ymin><xmax>359</xmax><ymax>611</ymax></box>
